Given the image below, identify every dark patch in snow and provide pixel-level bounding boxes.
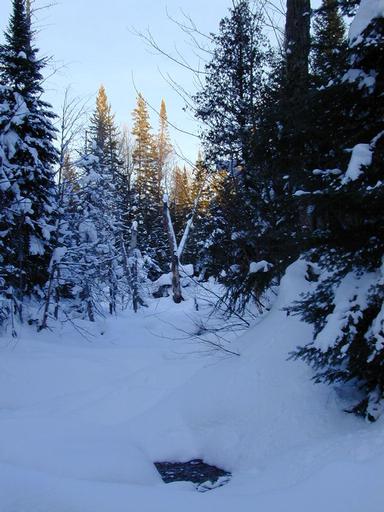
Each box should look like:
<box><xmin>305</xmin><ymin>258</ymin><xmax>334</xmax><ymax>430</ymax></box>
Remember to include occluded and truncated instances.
<box><xmin>154</xmin><ymin>459</ymin><xmax>231</xmax><ymax>491</ymax></box>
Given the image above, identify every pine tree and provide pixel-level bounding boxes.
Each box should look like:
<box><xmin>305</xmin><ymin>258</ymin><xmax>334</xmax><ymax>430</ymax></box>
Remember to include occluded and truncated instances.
<box><xmin>89</xmin><ymin>85</ymin><xmax>120</xmax><ymax>171</ymax></box>
<box><xmin>47</xmin><ymin>87</ymin><xmax>131</xmax><ymax>323</ymax></box>
<box><xmin>80</xmin><ymin>88</ymin><xmax>126</xmax><ymax>316</ymax></box>
<box><xmin>132</xmin><ymin>94</ymin><xmax>157</xmax><ymax>197</ymax></box>
<box><xmin>156</xmin><ymin>99</ymin><xmax>173</xmax><ymax>200</ymax></box>
<box><xmin>69</xmin><ymin>145</ymin><xmax>123</xmax><ymax>320</ymax></box>
<box><xmin>132</xmin><ymin>93</ymin><xmax>167</xmax><ymax>272</ymax></box>
<box><xmin>118</xmin><ymin>125</ymin><xmax>135</xmax><ymax>245</ymax></box>
<box><xmin>192</xmin><ymin>0</ymin><xmax>278</xmax><ymax>309</ymax></box>
<box><xmin>182</xmin><ymin>154</ymin><xmax>211</xmax><ymax>267</ymax></box>
<box><xmin>238</xmin><ymin>0</ymin><xmax>314</xmax><ymax>305</ymax></box>
<box><xmin>191</xmin><ymin>153</ymin><xmax>210</xmax><ymax>212</ymax></box>
<box><xmin>61</xmin><ymin>152</ymin><xmax>78</xmax><ymax>187</ymax></box>
<box><xmin>290</xmin><ymin>4</ymin><xmax>384</xmax><ymax>421</ymax></box>
<box><xmin>170</xmin><ymin>165</ymin><xmax>191</xmax><ymax>237</ymax></box>
<box><xmin>193</xmin><ymin>0</ymin><xmax>271</xmax><ymax>187</ymax></box>
<box><xmin>198</xmin><ymin>169</ymin><xmax>237</xmax><ymax>279</ymax></box>
<box><xmin>311</xmin><ymin>0</ymin><xmax>348</xmax><ymax>86</ymax></box>
<box><xmin>0</xmin><ymin>0</ymin><xmax>58</xmax><ymax>325</ymax></box>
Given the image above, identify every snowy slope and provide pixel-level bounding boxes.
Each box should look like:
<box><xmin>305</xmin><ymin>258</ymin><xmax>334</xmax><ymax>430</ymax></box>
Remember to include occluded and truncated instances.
<box><xmin>0</xmin><ymin>261</ymin><xmax>383</xmax><ymax>511</ymax></box>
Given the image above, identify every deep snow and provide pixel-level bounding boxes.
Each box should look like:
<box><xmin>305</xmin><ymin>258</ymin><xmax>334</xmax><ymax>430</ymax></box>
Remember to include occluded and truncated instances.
<box><xmin>0</xmin><ymin>261</ymin><xmax>383</xmax><ymax>511</ymax></box>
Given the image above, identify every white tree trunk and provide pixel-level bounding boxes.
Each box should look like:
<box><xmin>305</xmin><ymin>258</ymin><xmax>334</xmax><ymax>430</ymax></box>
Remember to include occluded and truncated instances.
<box><xmin>163</xmin><ymin>195</ymin><xmax>183</xmax><ymax>304</ymax></box>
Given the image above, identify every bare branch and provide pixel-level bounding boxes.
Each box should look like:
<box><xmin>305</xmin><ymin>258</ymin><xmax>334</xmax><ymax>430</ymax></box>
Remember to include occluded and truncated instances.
<box><xmin>131</xmin><ymin>26</ymin><xmax>207</xmax><ymax>75</ymax></box>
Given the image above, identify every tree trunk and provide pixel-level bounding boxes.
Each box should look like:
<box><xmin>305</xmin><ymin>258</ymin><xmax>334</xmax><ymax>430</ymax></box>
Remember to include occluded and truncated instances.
<box><xmin>38</xmin><ymin>264</ymin><xmax>56</xmax><ymax>331</ymax></box>
<box><xmin>163</xmin><ymin>195</ymin><xmax>183</xmax><ymax>304</ymax></box>
<box><xmin>170</xmin><ymin>252</ymin><xmax>183</xmax><ymax>304</ymax></box>
<box><xmin>284</xmin><ymin>0</ymin><xmax>311</xmax><ymax>98</ymax></box>
<box><xmin>123</xmin><ymin>221</ymin><xmax>146</xmax><ymax>312</ymax></box>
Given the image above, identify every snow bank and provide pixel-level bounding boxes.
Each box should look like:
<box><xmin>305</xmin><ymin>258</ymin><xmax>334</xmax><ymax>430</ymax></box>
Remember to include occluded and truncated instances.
<box><xmin>153</xmin><ymin>264</ymin><xmax>194</xmax><ymax>287</ymax></box>
<box><xmin>0</xmin><ymin>262</ymin><xmax>383</xmax><ymax>511</ymax></box>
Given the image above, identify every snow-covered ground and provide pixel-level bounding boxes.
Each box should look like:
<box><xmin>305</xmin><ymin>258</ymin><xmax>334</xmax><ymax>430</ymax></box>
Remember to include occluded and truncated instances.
<box><xmin>1</xmin><ymin>261</ymin><xmax>383</xmax><ymax>511</ymax></box>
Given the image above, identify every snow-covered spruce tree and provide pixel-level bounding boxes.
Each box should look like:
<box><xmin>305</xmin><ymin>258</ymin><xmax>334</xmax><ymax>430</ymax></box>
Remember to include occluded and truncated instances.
<box><xmin>233</xmin><ymin>0</ymin><xmax>319</xmax><ymax>311</ymax></box>
<box><xmin>67</xmin><ymin>145</ymin><xmax>122</xmax><ymax>320</ymax></box>
<box><xmin>290</xmin><ymin>1</ymin><xmax>384</xmax><ymax>421</ymax></box>
<box><xmin>46</xmin><ymin>86</ymin><xmax>132</xmax><ymax>323</ymax></box>
<box><xmin>118</xmin><ymin>125</ymin><xmax>135</xmax><ymax>245</ymax></box>
<box><xmin>86</xmin><ymin>87</ymin><xmax>131</xmax><ymax>315</ymax></box>
<box><xmin>0</xmin><ymin>0</ymin><xmax>57</xmax><ymax>326</ymax></box>
<box><xmin>39</xmin><ymin>86</ymin><xmax>133</xmax><ymax>325</ymax></box>
<box><xmin>89</xmin><ymin>85</ymin><xmax>127</xmax><ymax>224</ymax></box>
<box><xmin>90</xmin><ymin>88</ymin><xmax>135</xmax><ymax>267</ymax></box>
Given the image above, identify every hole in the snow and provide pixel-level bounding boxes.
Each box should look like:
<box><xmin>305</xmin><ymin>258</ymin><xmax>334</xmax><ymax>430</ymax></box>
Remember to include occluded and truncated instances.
<box><xmin>154</xmin><ymin>459</ymin><xmax>231</xmax><ymax>492</ymax></box>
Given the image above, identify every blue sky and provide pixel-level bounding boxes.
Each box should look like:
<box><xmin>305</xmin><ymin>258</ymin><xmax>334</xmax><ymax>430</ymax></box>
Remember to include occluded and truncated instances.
<box><xmin>1</xmin><ymin>0</ymin><xmax>321</xmax><ymax>164</ymax></box>
<box><xmin>2</xmin><ymin>0</ymin><xmax>233</xmax><ymax>163</ymax></box>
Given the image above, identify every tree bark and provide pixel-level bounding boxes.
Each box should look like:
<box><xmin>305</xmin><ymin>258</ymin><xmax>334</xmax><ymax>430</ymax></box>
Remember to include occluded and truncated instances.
<box><xmin>163</xmin><ymin>195</ymin><xmax>183</xmax><ymax>304</ymax></box>
<box><xmin>284</xmin><ymin>0</ymin><xmax>311</xmax><ymax>98</ymax></box>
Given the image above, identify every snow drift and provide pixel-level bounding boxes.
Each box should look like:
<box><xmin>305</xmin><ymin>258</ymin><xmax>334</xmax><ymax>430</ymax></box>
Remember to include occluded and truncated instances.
<box><xmin>0</xmin><ymin>261</ymin><xmax>383</xmax><ymax>511</ymax></box>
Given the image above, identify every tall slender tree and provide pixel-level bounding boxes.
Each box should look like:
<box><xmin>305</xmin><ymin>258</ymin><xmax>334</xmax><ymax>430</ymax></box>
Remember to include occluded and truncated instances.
<box><xmin>311</xmin><ymin>0</ymin><xmax>347</xmax><ymax>86</ymax></box>
<box><xmin>132</xmin><ymin>93</ymin><xmax>167</xmax><ymax>271</ymax></box>
<box><xmin>194</xmin><ymin>0</ymin><xmax>270</xmax><ymax>187</ymax></box>
<box><xmin>170</xmin><ymin>165</ymin><xmax>191</xmax><ymax>238</ymax></box>
<box><xmin>132</xmin><ymin>94</ymin><xmax>157</xmax><ymax>199</ymax></box>
<box><xmin>0</xmin><ymin>0</ymin><xmax>58</xmax><ymax>324</ymax></box>
<box><xmin>156</xmin><ymin>99</ymin><xmax>173</xmax><ymax>200</ymax></box>
<box><xmin>89</xmin><ymin>85</ymin><xmax>120</xmax><ymax>171</ymax></box>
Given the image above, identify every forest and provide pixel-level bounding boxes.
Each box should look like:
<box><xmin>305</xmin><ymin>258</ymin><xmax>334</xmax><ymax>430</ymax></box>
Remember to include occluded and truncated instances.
<box><xmin>0</xmin><ymin>0</ymin><xmax>383</xmax><ymax>510</ymax></box>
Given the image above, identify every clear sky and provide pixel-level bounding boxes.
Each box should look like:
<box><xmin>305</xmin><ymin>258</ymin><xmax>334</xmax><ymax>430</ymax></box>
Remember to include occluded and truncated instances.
<box><xmin>1</xmin><ymin>0</ymin><xmax>321</xmax><ymax>164</ymax></box>
<box><xmin>1</xmin><ymin>0</ymin><xmax>234</xmax><ymax>164</ymax></box>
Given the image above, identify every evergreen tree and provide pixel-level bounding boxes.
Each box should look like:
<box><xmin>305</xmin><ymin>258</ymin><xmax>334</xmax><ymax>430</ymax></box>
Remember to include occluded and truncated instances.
<box><xmin>118</xmin><ymin>125</ymin><xmax>135</xmax><ymax>244</ymax></box>
<box><xmin>182</xmin><ymin>154</ymin><xmax>211</xmax><ymax>268</ymax></box>
<box><xmin>192</xmin><ymin>0</ymin><xmax>277</xmax><ymax>309</ymax></box>
<box><xmin>290</xmin><ymin>3</ymin><xmax>384</xmax><ymax>421</ymax></box>
<box><xmin>78</xmin><ymin>88</ymin><xmax>127</xmax><ymax>316</ymax></box>
<box><xmin>69</xmin><ymin>145</ymin><xmax>123</xmax><ymax>320</ymax></box>
<box><xmin>61</xmin><ymin>152</ymin><xmax>78</xmax><ymax>187</ymax></box>
<box><xmin>156</xmin><ymin>99</ymin><xmax>173</xmax><ymax>199</ymax></box>
<box><xmin>193</xmin><ymin>0</ymin><xmax>270</xmax><ymax>187</ymax></box>
<box><xmin>89</xmin><ymin>85</ymin><xmax>121</xmax><ymax>172</ymax></box>
<box><xmin>89</xmin><ymin>85</ymin><xmax>127</xmax><ymax>228</ymax></box>
<box><xmin>311</xmin><ymin>0</ymin><xmax>348</xmax><ymax>86</ymax></box>
<box><xmin>132</xmin><ymin>93</ymin><xmax>167</xmax><ymax>273</ymax></box>
<box><xmin>170</xmin><ymin>165</ymin><xmax>191</xmax><ymax>238</ymax></box>
<box><xmin>132</xmin><ymin>94</ymin><xmax>157</xmax><ymax>198</ymax></box>
<box><xmin>47</xmin><ymin>87</ymin><xmax>131</xmax><ymax>323</ymax></box>
<box><xmin>0</xmin><ymin>0</ymin><xmax>58</xmax><ymax>325</ymax></box>
<box><xmin>277</xmin><ymin>0</ymin><xmax>311</xmax><ymax>188</ymax></box>
<box><xmin>190</xmin><ymin>153</ymin><xmax>210</xmax><ymax>213</ymax></box>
